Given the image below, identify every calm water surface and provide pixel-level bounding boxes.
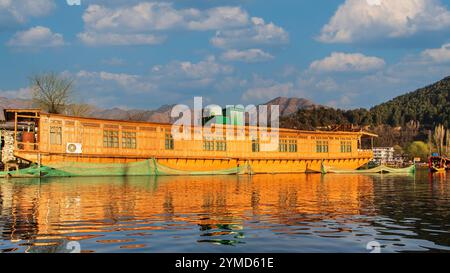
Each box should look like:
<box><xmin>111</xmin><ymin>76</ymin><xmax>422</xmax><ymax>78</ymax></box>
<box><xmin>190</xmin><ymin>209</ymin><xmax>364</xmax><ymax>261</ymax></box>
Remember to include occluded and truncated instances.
<box><xmin>0</xmin><ymin>171</ymin><xmax>449</xmax><ymax>253</ymax></box>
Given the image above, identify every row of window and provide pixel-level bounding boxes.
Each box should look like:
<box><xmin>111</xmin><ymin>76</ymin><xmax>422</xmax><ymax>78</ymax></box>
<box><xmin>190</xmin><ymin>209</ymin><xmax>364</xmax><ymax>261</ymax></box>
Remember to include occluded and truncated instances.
<box><xmin>340</xmin><ymin>141</ymin><xmax>352</xmax><ymax>153</ymax></box>
<box><xmin>50</xmin><ymin>126</ymin><xmax>352</xmax><ymax>153</ymax></box>
<box><xmin>203</xmin><ymin>138</ymin><xmax>227</xmax><ymax>151</ymax></box>
<box><xmin>103</xmin><ymin>130</ymin><xmax>137</xmax><ymax>149</ymax></box>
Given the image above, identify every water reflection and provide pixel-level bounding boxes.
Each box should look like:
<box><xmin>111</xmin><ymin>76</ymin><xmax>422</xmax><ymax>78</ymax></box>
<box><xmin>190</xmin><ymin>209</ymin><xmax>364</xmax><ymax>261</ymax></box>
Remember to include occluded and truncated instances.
<box><xmin>0</xmin><ymin>172</ymin><xmax>449</xmax><ymax>253</ymax></box>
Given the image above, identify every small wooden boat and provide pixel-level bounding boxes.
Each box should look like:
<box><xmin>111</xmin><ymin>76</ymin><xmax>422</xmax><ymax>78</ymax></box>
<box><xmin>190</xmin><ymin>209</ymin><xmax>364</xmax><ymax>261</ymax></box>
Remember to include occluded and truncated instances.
<box><xmin>430</xmin><ymin>166</ymin><xmax>446</xmax><ymax>173</ymax></box>
<box><xmin>428</xmin><ymin>156</ymin><xmax>449</xmax><ymax>173</ymax></box>
<box><xmin>322</xmin><ymin>164</ymin><xmax>416</xmax><ymax>174</ymax></box>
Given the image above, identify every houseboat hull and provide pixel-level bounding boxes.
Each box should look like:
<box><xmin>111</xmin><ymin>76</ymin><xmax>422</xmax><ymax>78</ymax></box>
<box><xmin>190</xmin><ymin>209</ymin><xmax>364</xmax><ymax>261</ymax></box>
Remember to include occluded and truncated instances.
<box><xmin>5</xmin><ymin>151</ymin><xmax>372</xmax><ymax>177</ymax></box>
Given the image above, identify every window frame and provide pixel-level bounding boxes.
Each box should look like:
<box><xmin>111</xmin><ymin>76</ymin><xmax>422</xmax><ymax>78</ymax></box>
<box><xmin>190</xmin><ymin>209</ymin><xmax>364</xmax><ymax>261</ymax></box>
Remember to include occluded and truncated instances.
<box><xmin>103</xmin><ymin>129</ymin><xmax>119</xmax><ymax>148</ymax></box>
<box><xmin>49</xmin><ymin>126</ymin><xmax>62</xmax><ymax>145</ymax></box>
<box><xmin>122</xmin><ymin>131</ymin><xmax>137</xmax><ymax>149</ymax></box>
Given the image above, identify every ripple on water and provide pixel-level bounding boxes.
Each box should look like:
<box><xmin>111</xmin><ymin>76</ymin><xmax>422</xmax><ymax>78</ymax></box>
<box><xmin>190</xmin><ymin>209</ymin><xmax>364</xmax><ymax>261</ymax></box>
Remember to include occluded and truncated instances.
<box><xmin>0</xmin><ymin>172</ymin><xmax>449</xmax><ymax>252</ymax></box>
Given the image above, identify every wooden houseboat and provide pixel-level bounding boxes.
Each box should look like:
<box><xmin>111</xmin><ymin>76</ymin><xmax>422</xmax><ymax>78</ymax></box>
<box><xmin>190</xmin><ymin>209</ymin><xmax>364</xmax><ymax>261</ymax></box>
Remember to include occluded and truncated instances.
<box><xmin>1</xmin><ymin>109</ymin><xmax>376</xmax><ymax>177</ymax></box>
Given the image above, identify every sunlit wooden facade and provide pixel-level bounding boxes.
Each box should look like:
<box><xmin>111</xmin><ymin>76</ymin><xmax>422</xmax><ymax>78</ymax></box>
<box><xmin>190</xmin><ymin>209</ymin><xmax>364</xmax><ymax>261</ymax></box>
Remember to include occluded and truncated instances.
<box><xmin>5</xmin><ymin>109</ymin><xmax>375</xmax><ymax>175</ymax></box>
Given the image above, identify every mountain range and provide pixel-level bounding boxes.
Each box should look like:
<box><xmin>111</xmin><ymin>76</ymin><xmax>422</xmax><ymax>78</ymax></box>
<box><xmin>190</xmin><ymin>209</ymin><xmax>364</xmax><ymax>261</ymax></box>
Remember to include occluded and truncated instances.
<box><xmin>0</xmin><ymin>95</ymin><xmax>322</xmax><ymax>123</ymax></box>
<box><xmin>1</xmin><ymin>76</ymin><xmax>449</xmax><ymax>131</ymax></box>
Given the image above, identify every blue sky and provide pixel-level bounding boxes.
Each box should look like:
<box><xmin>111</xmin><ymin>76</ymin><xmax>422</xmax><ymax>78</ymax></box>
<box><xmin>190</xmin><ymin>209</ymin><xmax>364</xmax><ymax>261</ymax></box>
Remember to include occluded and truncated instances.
<box><xmin>1</xmin><ymin>0</ymin><xmax>450</xmax><ymax>110</ymax></box>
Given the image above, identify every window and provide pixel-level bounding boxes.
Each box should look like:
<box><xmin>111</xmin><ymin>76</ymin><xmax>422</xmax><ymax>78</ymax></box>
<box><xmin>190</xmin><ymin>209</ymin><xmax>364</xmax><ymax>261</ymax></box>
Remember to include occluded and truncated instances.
<box><xmin>103</xmin><ymin>130</ymin><xmax>119</xmax><ymax>148</ymax></box>
<box><xmin>252</xmin><ymin>138</ymin><xmax>260</xmax><ymax>152</ymax></box>
<box><xmin>203</xmin><ymin>137</ymin><xmax>214</xmax><ymax>151</ymax></box>
<box><xmin>288</xmin><ymin>140</ymin><xmax>297</xmax><ymax>153</ymax></box>
<box><xmin>316</xmin><ymin>140</ymin><xmax>329</xmax><ymax>153</ymax></box>
<box><xmin>216</xmin><ymin>137</ymin><xmax>227</xmax><ymax>151</ymax></box>
<box><xmin>50</xmin><ymin>126</ymin><xmax>62</xmax><ymax>145</ymax></box>
<box><xmin>165</xmin><ymin>132</ymin><xmax>174</xmax><ymax>150</ymax></box>
<box><xmin>340</xmin><ymin>141</ymin><xmax>352</xmax><ymax>153</ymax></box>
<box><xmin>123</xmin><ymin>131</ymin><xmax>137</xmax><ymax>149</ymax></box>
<box><xmin>279</xmin><ymin>139</ymin><xmax>288</xmax><ymax>152</ymax></box>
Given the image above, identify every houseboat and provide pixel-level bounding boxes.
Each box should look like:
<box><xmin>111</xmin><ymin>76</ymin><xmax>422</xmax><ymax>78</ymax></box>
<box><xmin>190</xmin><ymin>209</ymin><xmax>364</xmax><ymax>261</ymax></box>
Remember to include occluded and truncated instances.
<box><xmin>1</xmin><ymin>109</ymin><xmax>376</xmax><ymax>177</ymax></box>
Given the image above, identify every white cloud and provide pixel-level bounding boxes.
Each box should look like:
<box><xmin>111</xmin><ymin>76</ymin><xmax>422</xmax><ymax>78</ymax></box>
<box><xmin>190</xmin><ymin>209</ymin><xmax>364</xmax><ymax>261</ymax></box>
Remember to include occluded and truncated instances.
<box><xmin>0</xmin><ymin>87</ymin><xmax>31</xmax><ymax>99</ymax></box>
<box><xmin>78</xmin><ymin>32</ymin><xmax>165</xmax><ymax>46</ymax></box>
<box><xmin>71</xmin><ymin>70</ymin><xmax>156</xmax><ymax>94</ymax></box>
<box><xmin>211</xmin><ymin>17</ymin><xmax>289</xmax><ymax>49</ymax></box>
<box><xmin>318</xmin><ymin>0</ymin><xmax>450</xmax><ymax>43</ymax></box>
<box><xmin>422</xmin><ymin>43</ymin><xmax>450</xmax><ymax>63</ymax></box>
<box><xmin>7</xmin><ymin>26</ymin><xmax>65</xmax><ymax>48</ymax></box>
<box><xmin>242</xmin><ymin>82</ymin><xmax>294</xmax><ymax>101</ymax></box>
<box><xmin>77</xmin><ymin>2</ymin><xmax>288</xmax><ymax>55</ymax></box>
<box><xmin>309</xmin><ymin>52</ymin><xmax>385</xmax><ymax>72</ymax></box>
<box><xmin>0</xmin><ymin>0</ymin><xmax>55</xmax><ymax>29</ymax></box>
<box><xmin>221</xmin><ymin>49</ymin><xmax>274</xmax><ymax>62</ymax></box>
<box><xmin>240</xmin><ymin>75</ymin><xmax>302</xmax><ymax>102</ymax></box>
<box><xmin>151</xmin><ymin>56</ymin><xmax>233</xmax><ymax>81</ymax></box>
<box><xmin>186</xmin><ymin>6</ymin><xmax>249</xmax><ymax>31</ymax></box>
<box><xmin>82</xmin><ymin>3</ymin><xmax>187</xmax><ymax>32</ymax></box>
<box><xmin>78</xmin><ymin>3</ymin><xmax>249</xmax><ymax>46</ymax></box>
<box><xmin>63</xmin><ymin>56</ymin><xmax>234</xmax><ymax>106</ymax></box>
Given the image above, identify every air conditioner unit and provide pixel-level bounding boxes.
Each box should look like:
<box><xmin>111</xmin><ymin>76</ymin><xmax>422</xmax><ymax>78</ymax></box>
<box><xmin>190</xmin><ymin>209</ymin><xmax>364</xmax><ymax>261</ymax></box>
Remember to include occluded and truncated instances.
<box><xmin>66</xmin><ymin>143</ymin><xmax>82</xmax><ymax>154</ymax></box>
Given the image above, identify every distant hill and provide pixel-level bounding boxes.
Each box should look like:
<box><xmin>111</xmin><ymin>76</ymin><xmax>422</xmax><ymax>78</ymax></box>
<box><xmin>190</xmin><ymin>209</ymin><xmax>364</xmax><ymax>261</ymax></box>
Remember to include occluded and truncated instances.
<box><xmin>0</xmin><ymin>95</ymin><xmax>319</xmax><ymax>123</ymax></box>
<box><xmin>4</xmin><ymin>75</ymin><xmax>449</xmax><ymax>131</ymax></box>
<box><xmin>88</xmin><ymin>104</ymin><xmax>176</xmax><ymax>123</ymax></box>
<box><xmin>0</xmin><ymin>97</ymin><xmax>32</xmax><ymax>109</ymax></box>
<box><xmin>370</xmin><ymin>76</ymin><xmax>450</xmax><ymax>129</ymax></box>
<box><xmin>263</xmin><ymin>97</ymin><xmax>322</xmax><ymax>116</ymax></box>
<box><xmin>281</xmin><ymin>76</ymin><xmax>450</xmax><ymax>130</ymax></box>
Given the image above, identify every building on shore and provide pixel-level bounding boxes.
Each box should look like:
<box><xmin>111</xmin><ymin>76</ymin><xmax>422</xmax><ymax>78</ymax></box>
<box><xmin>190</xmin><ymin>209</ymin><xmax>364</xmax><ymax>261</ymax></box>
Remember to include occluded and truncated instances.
<box><xmin>372</xmin><ymin>147</ymin><xmax>395</xmax><ymax>165</ymax></box>
<box><xmin>1</xmin><ymin>108</ymin><xmax>376</xmax><ymax>177</ymax></box>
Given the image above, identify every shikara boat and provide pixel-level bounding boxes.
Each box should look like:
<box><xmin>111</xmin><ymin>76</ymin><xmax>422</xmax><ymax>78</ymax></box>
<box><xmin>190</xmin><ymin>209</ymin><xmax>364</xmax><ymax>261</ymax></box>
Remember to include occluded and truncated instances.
<box><xmin>322</xmin><ymin>164</ymin><xmax>416</xmax><ymax>174</ymax></box>
<box><xmin>428</xmin><ymin>156</ymin><xmax>449</xmax><ymax>173</ymax></box>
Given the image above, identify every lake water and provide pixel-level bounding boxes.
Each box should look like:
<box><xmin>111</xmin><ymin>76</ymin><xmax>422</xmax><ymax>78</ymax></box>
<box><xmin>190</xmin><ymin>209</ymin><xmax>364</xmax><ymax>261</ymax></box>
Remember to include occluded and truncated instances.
<box><xmin>0</xmin><ymin>171</ymin><xmax>449</xmax><ymax>253</ymax></box>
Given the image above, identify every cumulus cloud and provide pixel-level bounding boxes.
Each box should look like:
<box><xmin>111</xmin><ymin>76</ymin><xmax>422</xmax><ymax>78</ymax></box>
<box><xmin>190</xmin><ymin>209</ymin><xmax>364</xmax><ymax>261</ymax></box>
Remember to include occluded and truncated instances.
<box><xmin>242</xmin><ymin>82</ymin><xmax>294</xmax><ymax>101</ymax></box>
<box><xmin>58</xmin><ymin>55</ymin><xmax>237</xmax><ymax>107</ymax></box>
<box><xmin>421</xmin><ymin>43</ymin><xmax>450</xmax><ymax>63</ymax></box>
<box><xmin>221</xmin><ymin>49</ymin><xmax>274</xmax><ymax>62</ymax></box>
<box><xmin>211</xmin><ymin>17</ymin><xmax>289</xmax><ymax>49</ymax></box>
<box><xmin>186</xmin><ymin>6</ymin><xmax>249</xmax><ymax>31</ymax></box>
<box><xmin>0</xmin><ymin>0</ymin><xmax>55</xmax><ymax>30</ymax></box>
<box><xmin>240</xmin><ymin>75</ymin><xmax>302</xmax><ymax>102</ymax></box>
<box><xmin>78</xmin><ymin>3</ymin><xmax>250</xmax><ymax>46</ymax></box>
<box><xmin>318</xmin><ymin>0</ymin><xmax>450</xmax><ymax>43</ymax></box>
<box><xmin>76</xmin><ymin>1</ymin><xmax>288</xmax><ymax>62</ymax></box>
<box><xmin>78</xmin><ymin>32</ymin><xmax>165</xmax><ymax>46</ymax></box>
<box><xmin>7</xmin><ymin>26</ymin><xmax>65</xmax><ymax>48</ymax></box>
<box><xmin>150</xmin><ymin>56</ymin><xmax>233</xmax><ymax>89</ymax></box>
<box><xmin>81</xmin><ymin>3</ymin><xmax>187</xmax><ymax>32</ymax></box>
<box><xmin>309</xmin><ymin>52</ymin><xmax>386</xmax><ymax>72</ymax></box>
<box><xmin>71</xmin><ymin>70</ymin><xmax>156</xmax><ymax>94</ymax></box>
<box><xmin>0</xmin><ymin>87</ymin><xmax>31</xmax><ymax>99</ymax></box>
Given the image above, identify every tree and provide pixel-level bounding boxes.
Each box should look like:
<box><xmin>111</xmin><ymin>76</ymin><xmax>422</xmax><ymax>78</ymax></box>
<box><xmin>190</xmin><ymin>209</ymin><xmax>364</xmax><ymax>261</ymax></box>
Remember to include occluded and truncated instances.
<box><xmin>65</xmin><ymin>103</ymin><xmax>93</xmax><ymax>117</ymax></box>
<box><xmin>433</xmin><ymin>124</ymin><xmax>445</xmax><ymax>155</ymax></box>
<box><xmin>30</xmin><ymin>72</ymin><xmax>74</xmax><ymax>114</ymax></box>
<box><xmin>393</xmin><ymin>145</ymin><xmax>403</xmax><ymax>157</ymax></box>
<box><xmin>406</xmin><ymin>141</ymin><xmax>429</xmax><ymax>162</ymax></box>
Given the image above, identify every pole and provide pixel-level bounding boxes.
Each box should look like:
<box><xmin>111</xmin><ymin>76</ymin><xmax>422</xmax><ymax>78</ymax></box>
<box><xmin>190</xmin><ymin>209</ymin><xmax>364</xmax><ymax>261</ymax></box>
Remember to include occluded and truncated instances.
<box><xmin>14</xmin><ymin>112</ymin><xmax>17</xmax><ymax>149</ymax></box>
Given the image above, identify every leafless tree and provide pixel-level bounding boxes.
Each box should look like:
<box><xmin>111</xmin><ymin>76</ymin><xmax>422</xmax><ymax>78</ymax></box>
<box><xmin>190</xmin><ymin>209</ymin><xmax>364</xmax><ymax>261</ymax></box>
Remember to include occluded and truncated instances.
<box><xmin>65</xmin><ymin>103</ymin><xmax>94</xmax><ymax>117</ymax></box>
<box><xmin>30</xmin><ymin>73</ymin><xmax>73</xmax><ymax>114</ymax></box>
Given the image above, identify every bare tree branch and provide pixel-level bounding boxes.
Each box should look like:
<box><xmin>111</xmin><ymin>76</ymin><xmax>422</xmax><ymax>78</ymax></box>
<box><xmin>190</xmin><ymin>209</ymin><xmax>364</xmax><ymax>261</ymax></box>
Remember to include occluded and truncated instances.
<box><xmin>29</xmin><ymin>72</ymin><xmax>74</xmax><ymax>114</ymax></box>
